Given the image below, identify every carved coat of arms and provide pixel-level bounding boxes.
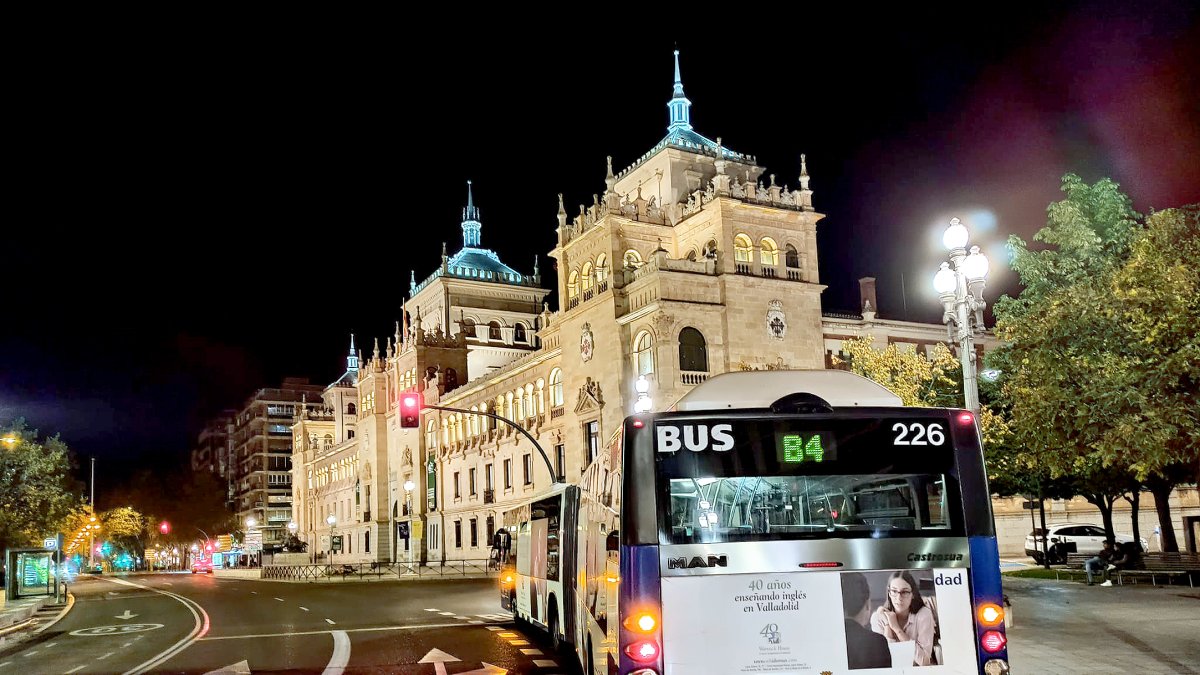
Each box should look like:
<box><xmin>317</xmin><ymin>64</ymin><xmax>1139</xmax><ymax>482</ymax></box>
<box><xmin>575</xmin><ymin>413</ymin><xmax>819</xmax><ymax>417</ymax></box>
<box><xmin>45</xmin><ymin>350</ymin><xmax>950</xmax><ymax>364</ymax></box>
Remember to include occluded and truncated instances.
<box><xmin>766</xmin><ymin>300</ymin><xmax>787</xmax><ymax>340</ymax></box>
<box><xmin>580</xmin><ymin>322</ymin><xmax>594</xmax><ymax>362</ymax></box>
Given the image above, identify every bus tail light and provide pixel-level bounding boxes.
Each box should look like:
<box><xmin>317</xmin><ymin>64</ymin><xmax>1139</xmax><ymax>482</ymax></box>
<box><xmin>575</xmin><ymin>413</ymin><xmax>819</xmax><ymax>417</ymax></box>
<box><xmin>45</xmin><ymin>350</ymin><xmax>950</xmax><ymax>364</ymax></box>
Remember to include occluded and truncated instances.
<box><xmin>977</xmin><ymin>602</ymin><xmax>1004</xmax><ymax>626</ymax></box>
<box><xmin>624</xmin><ymin>639</ymin><xmax>660</xmax><ymax>663</ymax></box>
<box><xmin>980</xmin><ymin>629</ymin><xmax>1007</xmax><ymax>653</ymax></box>
<box><xmin>624</xmin><ymin>612</ymin><xmax>657</xmax><ymax>633</ymax></box>
<box><xmin>957</xmin><ymin>411</ymin><xmax>975</xmax><ymax>426</ymax></box>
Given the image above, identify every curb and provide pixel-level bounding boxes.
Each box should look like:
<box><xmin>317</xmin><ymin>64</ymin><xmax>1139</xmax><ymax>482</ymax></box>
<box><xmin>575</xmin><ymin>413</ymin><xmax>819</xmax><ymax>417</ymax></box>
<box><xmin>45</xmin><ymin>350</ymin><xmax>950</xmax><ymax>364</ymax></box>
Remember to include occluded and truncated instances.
<box><xmin>33</xmin><ymin>591</ymin><xmax>75</xmax><ymax>634</ymax></box>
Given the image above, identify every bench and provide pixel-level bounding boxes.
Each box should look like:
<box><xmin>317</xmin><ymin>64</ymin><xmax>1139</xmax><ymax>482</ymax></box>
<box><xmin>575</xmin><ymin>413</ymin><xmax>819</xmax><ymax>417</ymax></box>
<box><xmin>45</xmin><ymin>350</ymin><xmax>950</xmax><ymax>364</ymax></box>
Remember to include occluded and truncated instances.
<box><xmin>1061</xmin><ymin>552</ymin><xmax>1198</xmax><ymax>587</ymax></box>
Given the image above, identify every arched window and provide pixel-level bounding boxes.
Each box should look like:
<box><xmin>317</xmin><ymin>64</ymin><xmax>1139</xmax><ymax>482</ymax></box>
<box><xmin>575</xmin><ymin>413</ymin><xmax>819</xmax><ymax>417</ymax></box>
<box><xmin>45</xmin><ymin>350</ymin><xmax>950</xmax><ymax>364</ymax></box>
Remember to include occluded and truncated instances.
<box><xmin>426</xmin><ymin>419</ymin><xmax>437</xmax><ymax>449</ymax></box>
<box><xmin>461</xmin><ymin>317</ymin><xmax>476</xmax><ymax>337</ymax></box>
<box><xmin>567</xmin><ymin>270</ymin><xmax>579</xmax><ymax>300</ymax></box>
<box><xmin>623</xmin><ymin>249</ymin><xmax>643</xmax><ymax>269</ymax></box>
<box><xmin>785</xmin><ymin>244</ymin><xmax>800</xmax><ymax>269</ymax></box>
<box><xmin>595</xmin><ymin>254</ymin><xmax>608</xmax><ymax>282</ymax></box>
<box><xmin>514</xmin><ymin>323</ymin><xmax>527</xmax><ymax>343</ymax></box>
<box><xmin>549</xmin><ymin>368</ymin><xmax>564</xmax><ymax>407</ymax></box>
<box><xmin>703</xmin><ymin>239</ymin><xmax>719</xmax><ymax>259</ymax></box>
<box><xmin>679</xmin><ymin>327</ymin><xmax>708</xmax><ymax>372</ymax></box>
<box><xmin>346</xmin><ymin>402</ymin><xmax>356</xmax><ymax>415</ymax></box>
<box><xmin>581</xmin><ymin>261</ymin><xmax>594</xmax><ymax>292</ymax></box>
<box><xmin>760</xmin><ymin>237</ymin><xmax>779</xmax><ymax>266</ymax></box>
<box><xmin>686</xmin><ymin>249</ymin><xmax>697</xmax><ymax>261</ymax></box>
<box><xmin>488</xmin><ymin>321</ymin><xmax>502</xmax><ymax>341</ymax></box>
<box><xmin>535</xmin><ymin>378</ymin><xmax>545</xmax><ymax>415</ymax></box>
<box><xmin>634</xmin><ymin>331</ymin><xmax>655</xmax><ymax>376</ymax></box>
<box><xmin>323</xmin><ymin>434</ymin><xmax>333</xmax><ymax>450</ymax></box>
<box><xmin>734</xmin><ymin>234</ymin><xmax>754</xmax><ymax>263</ymax></box>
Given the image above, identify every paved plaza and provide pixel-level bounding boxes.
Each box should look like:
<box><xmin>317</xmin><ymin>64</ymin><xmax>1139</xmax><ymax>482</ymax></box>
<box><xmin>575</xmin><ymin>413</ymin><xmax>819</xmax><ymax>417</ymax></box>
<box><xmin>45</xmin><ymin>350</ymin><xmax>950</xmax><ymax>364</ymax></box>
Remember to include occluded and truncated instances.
<box><xmin>1005</xmin><ymin>575</ymin><xmax>1200</xmax><ymax>673</ymax></box>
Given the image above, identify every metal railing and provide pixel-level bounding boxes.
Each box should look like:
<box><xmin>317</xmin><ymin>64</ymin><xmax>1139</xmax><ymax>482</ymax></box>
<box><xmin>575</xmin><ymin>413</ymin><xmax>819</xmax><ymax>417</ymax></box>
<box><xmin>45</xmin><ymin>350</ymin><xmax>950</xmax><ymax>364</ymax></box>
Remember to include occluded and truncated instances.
<box><xmin>262</xmin><ymin>558</ymin><xmax>499</xmax><ymax>582</ymax></box>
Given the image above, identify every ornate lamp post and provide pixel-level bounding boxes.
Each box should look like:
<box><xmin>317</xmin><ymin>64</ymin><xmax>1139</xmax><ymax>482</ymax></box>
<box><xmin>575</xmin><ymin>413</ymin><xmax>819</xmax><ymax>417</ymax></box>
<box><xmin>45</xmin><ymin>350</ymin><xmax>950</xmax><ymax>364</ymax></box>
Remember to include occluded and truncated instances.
<box><xmin>933</xmin><ymin>217</ymin><xmax>990</xmax><ymax>412</ymax></box>
<box><xmin>326</xmin><ymin>514</ymin><xmax>337</xmax><ymax>567</ymax></box>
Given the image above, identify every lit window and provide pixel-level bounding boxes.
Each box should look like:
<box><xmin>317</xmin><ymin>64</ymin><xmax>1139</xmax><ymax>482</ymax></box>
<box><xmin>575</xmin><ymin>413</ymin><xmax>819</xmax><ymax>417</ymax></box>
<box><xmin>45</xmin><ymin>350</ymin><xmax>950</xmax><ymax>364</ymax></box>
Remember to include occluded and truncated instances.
<box><xmin>634</xmin><ymin>331</ymin><xmax>654</xmax><ymax>375</ymax></box>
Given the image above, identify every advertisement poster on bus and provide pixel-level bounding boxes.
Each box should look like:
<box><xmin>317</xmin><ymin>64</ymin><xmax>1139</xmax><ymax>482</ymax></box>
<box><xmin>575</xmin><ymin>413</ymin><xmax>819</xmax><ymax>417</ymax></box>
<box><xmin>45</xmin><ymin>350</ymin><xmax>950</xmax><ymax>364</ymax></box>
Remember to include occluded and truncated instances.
<box><xmin>661</xmin><ymin>568</ymin><xmax>977</xmax><ymax>673</ymax></box>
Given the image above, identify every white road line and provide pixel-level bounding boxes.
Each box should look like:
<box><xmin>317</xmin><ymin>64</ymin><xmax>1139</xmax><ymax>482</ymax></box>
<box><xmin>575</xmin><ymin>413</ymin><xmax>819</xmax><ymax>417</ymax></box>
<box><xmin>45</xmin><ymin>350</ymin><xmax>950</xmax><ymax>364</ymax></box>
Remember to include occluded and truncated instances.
<box><xmin>520</xmin><ymin>648</ymin><xmax>543</xmax><ymax>655</ymax></box>
<box><xmin>0</xmin><ymin>662</ymin><xmax>12</xmax><ymax>668</ymax></box>
<box><xmin>509</xmin><ymin>639</ymin><xmax>530</xmax><ymax>646</ymax></box>
<box><xmin>65</xmin><ymin>667</ymin><xmax>85</xmax><ymax>674</ymax></box>
<box><xmin>423</xmin><ymin>608</ymin><xmax>440</xmax><ymax>612</ymax></box>
<box><xmin>122</xmin><ymin>643</ymin><xmax>133</xmax><ymax>648</ymax></box>
<box><xmin>199</xmin><ymin>621</ymin><xmax>506</xmax><ymax>641</ymax></box>
<box><xmin>325</xmin><ymin>618</ymin><xmax>336</xmax><ymax>625</ymax></box>
<box><xmin>533</xmin><ymin>660</ymin><xmax>558</xmax><ymax>667</ymax></box>
<box><xmin>20</xmin><ymin>652</ymin><xmax>38</xmax><ymax>657</ymax></box>
<box><xmin>300</xmin><ymin>607</ymin><xmax>310</xmax><ymax>612</ymax></box>
<box><xmin>98</xmin><ymin>652</ymin><xmax>115</xmax><ymax>660</ymax></box>
<box><xmin>107</xmin><ymin>576</ymin><xmax>210</xmax><ymax>675</ymax></box>
<box><xmin>486</xmin><ymin>626</ymin><xmax>503</xmax><ymax>631</ymax></box>
<box><xmin>250</xmin><ymin>591</ymin><xmax>258</xmax><ymax>595</ymax></box>
<box><xmin>468</xmin><ymin>620</ymin><xmax>484</xmax><ymax>624</ymax></box>
<box><xmin>44</xmin><ymin>643</ymin><xmax>57</xmax><ymax>649</ymax></box>
<box><xmin>274</xmin><ymin>597</ymin><xmax>285</xmax><ymax>602</ymax></box>
<box><xmin>438</xmin><ymin>612</ymin><xmax>454</xmax><ymax>616</ymax></box>
<box><xmin>322</xmin><ymin>630</ymin><xmax>350</xmax><ymax>675</ymax></box>
<box><xmin>454</xmin><ymin>616</ymin><xmax>469</xmax><ymax>620</ymax></box>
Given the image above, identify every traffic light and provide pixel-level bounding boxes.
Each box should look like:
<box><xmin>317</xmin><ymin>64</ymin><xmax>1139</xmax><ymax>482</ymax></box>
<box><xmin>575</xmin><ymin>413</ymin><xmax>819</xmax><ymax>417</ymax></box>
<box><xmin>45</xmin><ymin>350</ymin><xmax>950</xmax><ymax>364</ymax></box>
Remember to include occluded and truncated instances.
<box><xmin>400</xmin><ymin>393</ymin><xmax>422</xmax><ymax>428</ymax></box>
<box><xmin>159</xmin><ymin>521</ymin><xmax>170</xmax><ymax>534</ymax></box>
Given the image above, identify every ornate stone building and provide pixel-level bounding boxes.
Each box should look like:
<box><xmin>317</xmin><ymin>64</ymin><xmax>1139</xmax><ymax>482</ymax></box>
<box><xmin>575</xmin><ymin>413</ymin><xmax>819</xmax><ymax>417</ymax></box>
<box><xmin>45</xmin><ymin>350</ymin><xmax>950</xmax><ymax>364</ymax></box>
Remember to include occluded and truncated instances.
<box><xmin>289</xmin><ymin>52</ymin><xmax>1007</xmax><ymax>563</ymax></box>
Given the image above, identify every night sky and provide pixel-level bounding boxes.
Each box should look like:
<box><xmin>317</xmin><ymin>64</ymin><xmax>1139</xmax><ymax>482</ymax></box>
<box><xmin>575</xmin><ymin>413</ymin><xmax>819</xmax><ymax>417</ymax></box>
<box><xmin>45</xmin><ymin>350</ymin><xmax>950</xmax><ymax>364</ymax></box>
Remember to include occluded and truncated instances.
<box><xmin>4</xmin><ymin>5</ymin><xmax>1197</xmax><ymax>490</ymax></box>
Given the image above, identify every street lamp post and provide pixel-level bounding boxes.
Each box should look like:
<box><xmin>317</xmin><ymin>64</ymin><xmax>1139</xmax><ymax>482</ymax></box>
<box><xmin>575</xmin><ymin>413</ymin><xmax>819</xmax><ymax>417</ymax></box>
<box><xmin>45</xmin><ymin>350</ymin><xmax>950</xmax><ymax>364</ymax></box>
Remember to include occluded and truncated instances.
<box><xmin>246</xmin><ymin>517</ymin><xmax>258</xmax><ymax>568</ymax></box>
<box><xmin>403</xmin><ymin>480</ymin><xmax>415</xmax><ymax>564</ymax></box>
<box><xmin>326</xmin><ymin>514</ymin><xmax>337</xmax><ymax>568</ymax></box>
<box><xmin>934</xmin><ymin>217</ymin><xmax>990</xmax><ymax>413</ymax></box>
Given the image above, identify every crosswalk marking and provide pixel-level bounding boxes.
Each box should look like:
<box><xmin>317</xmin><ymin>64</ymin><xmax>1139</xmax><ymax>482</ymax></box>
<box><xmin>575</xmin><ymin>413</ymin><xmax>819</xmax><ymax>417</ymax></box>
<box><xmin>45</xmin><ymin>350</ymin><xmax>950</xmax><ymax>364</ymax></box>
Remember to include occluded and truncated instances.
<box><xmin>509</xmin><ymin>639</ymin><xmax>530</xmax><ymax>646</ymax></box>
<box><xmin>486</xmin><ymin>626</ymin><xmax>503</xmax><ymax>631</ymax></box>
<box><xmin>520</xmin><ymin>648</ymin><xmax>543</xmax><ymax>655</ymax></box>
<box><xmin>533</xmin><ymin>660</ymin><xmax>558</xmax><ymax>668</ymax></box>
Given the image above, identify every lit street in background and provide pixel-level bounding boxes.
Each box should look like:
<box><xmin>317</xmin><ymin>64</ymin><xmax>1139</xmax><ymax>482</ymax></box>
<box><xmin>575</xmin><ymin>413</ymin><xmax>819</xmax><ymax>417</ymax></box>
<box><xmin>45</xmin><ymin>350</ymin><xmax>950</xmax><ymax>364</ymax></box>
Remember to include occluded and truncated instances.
<box><xmin>2</xmin><ymin>572</ymin><xmax>1196</xmax><ymax>673</ymax></box>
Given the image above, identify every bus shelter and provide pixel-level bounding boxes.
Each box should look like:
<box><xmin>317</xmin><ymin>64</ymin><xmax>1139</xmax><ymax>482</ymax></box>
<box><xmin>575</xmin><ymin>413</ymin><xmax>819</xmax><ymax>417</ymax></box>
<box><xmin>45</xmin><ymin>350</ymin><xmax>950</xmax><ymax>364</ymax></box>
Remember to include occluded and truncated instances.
<box><xmin>4</xmin><ymin>547</ymin><xmax>61</xmax><ymax>601</ymax></box>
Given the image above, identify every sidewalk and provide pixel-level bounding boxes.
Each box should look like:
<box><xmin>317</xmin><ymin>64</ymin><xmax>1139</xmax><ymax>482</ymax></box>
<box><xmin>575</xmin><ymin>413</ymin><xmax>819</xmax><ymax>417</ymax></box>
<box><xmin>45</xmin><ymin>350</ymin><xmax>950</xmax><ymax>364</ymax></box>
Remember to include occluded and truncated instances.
<box><xmin>0</xmin><ymin>595</ymin><xmax>51</xmax><ymax>635</ymax></box>
<box><xmin>1005</xmin><ymin>575</ymin><xmax>1200</xmax><ymax>673</ymax></box>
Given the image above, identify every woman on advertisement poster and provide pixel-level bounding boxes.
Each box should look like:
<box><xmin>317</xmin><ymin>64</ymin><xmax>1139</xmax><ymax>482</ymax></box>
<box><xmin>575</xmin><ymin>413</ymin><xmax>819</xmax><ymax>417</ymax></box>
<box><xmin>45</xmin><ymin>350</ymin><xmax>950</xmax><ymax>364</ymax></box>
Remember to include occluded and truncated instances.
<box><xmin>871</xmin><ymin>571</ymin><xmax>937</xmax><ymax>666</ymax></box>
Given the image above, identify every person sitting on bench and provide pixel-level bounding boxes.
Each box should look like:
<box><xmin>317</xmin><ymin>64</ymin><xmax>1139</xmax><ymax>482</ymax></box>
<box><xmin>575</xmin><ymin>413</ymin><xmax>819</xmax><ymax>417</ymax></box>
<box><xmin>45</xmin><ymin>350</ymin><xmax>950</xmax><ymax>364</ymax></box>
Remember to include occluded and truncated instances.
<box><xmin>1085</xmin><ymin>540</ymin><xmax>1122</xmax><ymax>586</ymax></box>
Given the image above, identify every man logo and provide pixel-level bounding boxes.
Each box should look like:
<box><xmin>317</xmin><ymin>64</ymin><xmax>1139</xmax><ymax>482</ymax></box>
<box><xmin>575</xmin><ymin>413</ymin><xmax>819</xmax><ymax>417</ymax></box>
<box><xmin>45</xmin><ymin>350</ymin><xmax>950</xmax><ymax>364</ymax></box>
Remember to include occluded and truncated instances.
<box><xmin>667</xmin><ymin>555</ymin><xmax>728</xmax><ymax>569</ymax></box>
<box><xmin>656</xmin><ymin>424</ymin><xmax>735</xmax><ymax>453</ymax></box>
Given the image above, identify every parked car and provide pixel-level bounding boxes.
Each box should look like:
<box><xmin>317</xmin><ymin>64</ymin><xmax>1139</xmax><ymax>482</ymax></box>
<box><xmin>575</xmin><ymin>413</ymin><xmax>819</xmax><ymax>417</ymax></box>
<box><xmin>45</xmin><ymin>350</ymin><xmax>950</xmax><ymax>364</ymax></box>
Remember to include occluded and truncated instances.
<box><xmin>191</xmin><ymin>559</ymin><xmax>213</xmax><ymax>574</ymax></box>
<box><xmin>1025</xmin><ymin>524</ymin><xmax>1148</xmax><ymax>563</ymax></box>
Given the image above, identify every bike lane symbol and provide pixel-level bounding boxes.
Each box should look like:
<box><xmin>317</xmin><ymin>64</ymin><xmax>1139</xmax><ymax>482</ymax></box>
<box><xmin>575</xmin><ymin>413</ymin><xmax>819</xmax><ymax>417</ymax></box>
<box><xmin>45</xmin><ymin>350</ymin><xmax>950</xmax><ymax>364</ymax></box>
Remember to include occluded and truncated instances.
<box><xmin>70</xmin><ymin>623</ymin><xmax>165</xmax><ymax>636</ymax></box>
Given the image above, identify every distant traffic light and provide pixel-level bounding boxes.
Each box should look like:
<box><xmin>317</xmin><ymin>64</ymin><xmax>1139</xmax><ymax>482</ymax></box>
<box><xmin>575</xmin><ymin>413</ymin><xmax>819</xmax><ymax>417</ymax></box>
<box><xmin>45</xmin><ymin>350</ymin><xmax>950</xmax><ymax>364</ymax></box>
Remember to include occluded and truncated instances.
<box><xmin>159</xmin><ymin>521</ymin><xmax>170</xmax><ymax>534</ymax></box>
<box><xmin>400</xmin><ymin>393</ymin><xmax>422</xmax><ymax>428</ymax></box>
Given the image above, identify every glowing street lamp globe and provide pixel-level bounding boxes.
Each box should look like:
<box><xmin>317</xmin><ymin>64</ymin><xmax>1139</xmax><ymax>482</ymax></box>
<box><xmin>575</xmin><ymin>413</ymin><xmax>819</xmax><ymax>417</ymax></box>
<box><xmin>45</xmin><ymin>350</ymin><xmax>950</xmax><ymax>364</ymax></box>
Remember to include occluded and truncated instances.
<box><xmin>963</xmin><ymin>246</ymin><xmax>990</xmax><ymax>281</ymax></box>
<box><xmin>943</xmin><ymin>217</ymin><xmax>969</xmax><ymax>250</ymax></box>
<box><xmin>326</xmin><ymin>515</ymin><xmax>337</xmax><ymax>527</ymax></box>
<box><xmin>404</xmin><ymin>480</ymin><xmax>415</xmax><ymax>492</ymax></box>
<box><xmin>933</xmin><ymin>262</ymin><xmax>956</xmax><ymax>294</ymax></box>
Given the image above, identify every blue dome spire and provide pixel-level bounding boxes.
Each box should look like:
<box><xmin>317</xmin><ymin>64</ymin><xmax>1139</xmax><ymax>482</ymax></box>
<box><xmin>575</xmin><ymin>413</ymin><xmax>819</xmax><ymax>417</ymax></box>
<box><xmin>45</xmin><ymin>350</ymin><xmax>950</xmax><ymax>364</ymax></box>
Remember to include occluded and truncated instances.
<box><xmin>461</xmin><ymin>180</ymin><xmax>481</xmax><ymax>247</ymax></box>
<box><xmin>668</xmin><ymin>50</ymin><xmax>692</xmax><ymax>132</ymax></box>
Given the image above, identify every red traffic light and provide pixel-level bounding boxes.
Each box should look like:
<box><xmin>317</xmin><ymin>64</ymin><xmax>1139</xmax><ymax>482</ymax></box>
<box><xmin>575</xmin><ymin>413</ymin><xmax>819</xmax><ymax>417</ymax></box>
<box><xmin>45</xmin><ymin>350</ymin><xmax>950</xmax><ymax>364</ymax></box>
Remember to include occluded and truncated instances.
<box><xmin>400</xmin><ymin>392</ymin><xmax>422</xmax><ymax>428</ymax></box>
<box><xmin>159</xmin><ymin>521</ymin><xmax>170</xmax><ymax>534</ymax></box>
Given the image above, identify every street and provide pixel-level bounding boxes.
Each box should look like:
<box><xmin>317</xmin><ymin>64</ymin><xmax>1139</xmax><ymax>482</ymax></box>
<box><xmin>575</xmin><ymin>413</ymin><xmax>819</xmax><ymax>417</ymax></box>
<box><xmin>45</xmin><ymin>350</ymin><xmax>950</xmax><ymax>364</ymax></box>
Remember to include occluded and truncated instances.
<box><xmin>1</xmin><ymin>572</ymin><xmax>1197</xmax><ymax>673</ymax></box>
<box><xmin>0</xmin><ymin>574</ymin><xmax>575</xmax><ymax>674</ymax></box>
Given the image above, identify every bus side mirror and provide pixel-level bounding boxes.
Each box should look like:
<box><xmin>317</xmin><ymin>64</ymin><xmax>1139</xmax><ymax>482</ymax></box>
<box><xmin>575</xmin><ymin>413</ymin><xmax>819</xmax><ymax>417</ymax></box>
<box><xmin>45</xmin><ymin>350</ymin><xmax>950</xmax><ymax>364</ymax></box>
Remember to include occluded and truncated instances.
<box><xmin>606</xmin><ymin>530</ymin><xmax>619</xmax><ymax>552</ymax></box>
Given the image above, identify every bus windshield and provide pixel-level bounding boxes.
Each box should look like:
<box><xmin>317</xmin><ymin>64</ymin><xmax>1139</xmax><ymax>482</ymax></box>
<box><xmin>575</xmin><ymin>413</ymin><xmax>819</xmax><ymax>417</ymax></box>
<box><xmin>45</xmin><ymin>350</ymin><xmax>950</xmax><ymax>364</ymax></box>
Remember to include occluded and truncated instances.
<box><xmin>655</xmin><ymin>414</ymin><xmax>965</xmax><ymax>544</ymax></box>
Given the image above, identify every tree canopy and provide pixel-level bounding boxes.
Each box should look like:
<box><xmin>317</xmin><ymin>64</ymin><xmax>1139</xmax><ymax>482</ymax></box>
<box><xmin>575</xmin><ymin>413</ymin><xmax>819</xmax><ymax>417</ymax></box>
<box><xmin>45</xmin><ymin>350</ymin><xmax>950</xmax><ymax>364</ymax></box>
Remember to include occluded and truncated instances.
<box><xmin>0</xmin><ymin>420</ymin><xmax>83</xmax><ymax>552</ymax></box>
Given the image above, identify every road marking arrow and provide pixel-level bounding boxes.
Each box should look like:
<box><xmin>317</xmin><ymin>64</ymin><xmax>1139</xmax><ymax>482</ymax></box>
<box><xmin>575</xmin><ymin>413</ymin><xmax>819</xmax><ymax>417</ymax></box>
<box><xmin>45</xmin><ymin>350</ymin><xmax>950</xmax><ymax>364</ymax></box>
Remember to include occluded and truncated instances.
<box><xmin>459</xmin><ymin>664</ymin><xmax>507</xmax><ymax>675</ymax></box>
<box><xmin>114</xmin><ymin>610</ymin><xmax>138</xmax><ymax>620</ymax></box>
<box><xmin>417</xmin><ymin>648</ymin><xmax>459</xmax><ymax>675</ymax></box>
<box><xmin>203</xmin><ymin>660</ymin><xmax>251</xmax><ymax>675</ymax></box>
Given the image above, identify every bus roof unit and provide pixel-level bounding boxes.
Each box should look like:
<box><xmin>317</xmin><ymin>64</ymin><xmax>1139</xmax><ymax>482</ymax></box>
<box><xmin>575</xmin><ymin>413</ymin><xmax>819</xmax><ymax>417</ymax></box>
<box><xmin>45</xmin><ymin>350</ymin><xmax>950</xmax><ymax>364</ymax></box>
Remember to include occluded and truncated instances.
<box><xmin>670</xmin><ymin>370</ymin><xmax>903</xmax><ymax>411</ymax></box>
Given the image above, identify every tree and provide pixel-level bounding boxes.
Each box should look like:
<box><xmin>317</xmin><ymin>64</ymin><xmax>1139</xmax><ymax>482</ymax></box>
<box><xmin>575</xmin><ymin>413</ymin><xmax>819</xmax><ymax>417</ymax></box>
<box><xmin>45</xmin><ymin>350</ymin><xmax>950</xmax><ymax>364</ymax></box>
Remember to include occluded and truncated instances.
<box><xmin>993</xmin><ymin>176</ymin><xmax>1197</xmax><ymax>550</ymax></box>
<box><xmin>835</xmin><ymin>336</ymin><xmax>1010</xmax><ymax>447</ymax></box>
<box><xmin>0</xmin><ymin>420</ymin><xmax>83</xmax><ymax>553</ymax></box>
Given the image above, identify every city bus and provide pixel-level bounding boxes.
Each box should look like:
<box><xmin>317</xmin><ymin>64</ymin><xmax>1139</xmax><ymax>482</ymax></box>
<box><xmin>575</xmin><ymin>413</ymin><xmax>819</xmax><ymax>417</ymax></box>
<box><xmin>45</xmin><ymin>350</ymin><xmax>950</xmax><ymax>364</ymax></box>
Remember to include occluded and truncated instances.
<box><xmin>500</xmin><ymin>370</ymin><xmax>1008</xmax><ymax>675</ymax></box>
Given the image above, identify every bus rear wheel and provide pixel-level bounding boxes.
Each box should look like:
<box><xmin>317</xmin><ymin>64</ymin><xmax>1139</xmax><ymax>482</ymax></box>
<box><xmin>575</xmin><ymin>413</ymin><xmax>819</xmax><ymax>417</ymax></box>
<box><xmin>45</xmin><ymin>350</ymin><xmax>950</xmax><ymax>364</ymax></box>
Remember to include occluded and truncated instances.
<box><xmin>548</xmin><ymin>608</ymin><xmax>562</xmax><ymax>653</ymax></box>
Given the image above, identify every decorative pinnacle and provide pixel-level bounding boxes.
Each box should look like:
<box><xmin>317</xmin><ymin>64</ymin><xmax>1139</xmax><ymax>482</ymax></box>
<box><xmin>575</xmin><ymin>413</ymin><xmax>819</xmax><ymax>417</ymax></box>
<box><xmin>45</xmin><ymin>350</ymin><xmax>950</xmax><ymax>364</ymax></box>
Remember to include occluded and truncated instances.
<box><xmin>800</xmin><ymin>153</ymin><xmax>809</xmax><ymax>177</ymax></box>
<box><xmin>557</xmin><ymin>193</ymin><xmax>566</xmax><ymax>215</ymax></box>
<box><xmin>673</xmin><ymin>50</ymin><xmax>683</xmax><ymax>96</ymax></box>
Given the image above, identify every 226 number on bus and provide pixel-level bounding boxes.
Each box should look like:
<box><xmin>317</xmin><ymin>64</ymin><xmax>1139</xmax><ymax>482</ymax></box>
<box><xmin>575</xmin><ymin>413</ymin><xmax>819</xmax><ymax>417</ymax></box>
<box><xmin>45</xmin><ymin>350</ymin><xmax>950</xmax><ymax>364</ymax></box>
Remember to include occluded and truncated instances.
<box><xmin>892</xmin><ymin>423</ymin><xmax>945</xmax><ymax>446</ymax></box>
